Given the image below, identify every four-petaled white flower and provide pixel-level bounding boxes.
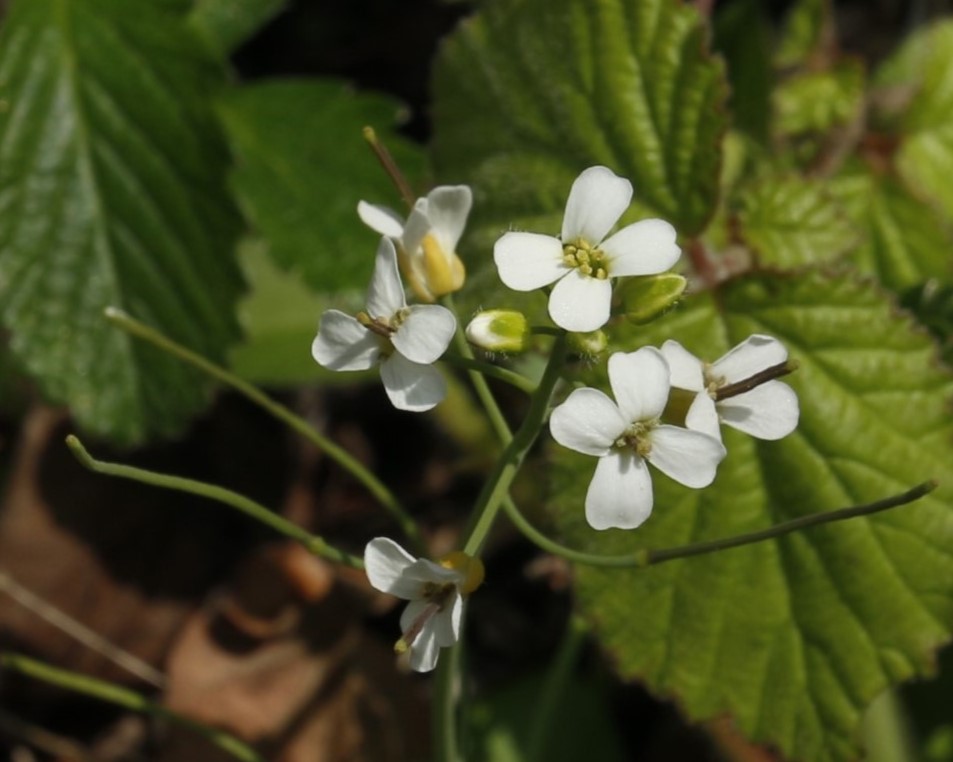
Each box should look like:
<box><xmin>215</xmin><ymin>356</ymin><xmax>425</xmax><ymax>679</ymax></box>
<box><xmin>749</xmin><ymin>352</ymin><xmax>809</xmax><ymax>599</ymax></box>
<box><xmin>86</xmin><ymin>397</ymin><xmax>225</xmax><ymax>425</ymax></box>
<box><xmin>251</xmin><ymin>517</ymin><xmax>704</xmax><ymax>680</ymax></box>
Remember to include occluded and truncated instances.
<box><xmin>493</xmin><ymin>166</ymin><xmax>681</xmax><ymax>333</ymax></box>
<box><xmin>549</xmin><ymin>347</ymin><xmax>727</xmax><ymax>531</ymax></box>
<box><xmin>660</xmin><ymin>336</ymin><xmax>799</xmax><ymax>443</ymax></box>
<box><xmin>358</xmin><ymin>186</ymin><xmax>472</xmax><ymax>302</ymax></box>
<box><xmin>364</xmin><ymin>537</ymin><xmax>484</xmax><ymax>672</ymax></box>
<box><xmin>312</xmin><ymin>237</ymin><xmax>456</xmax><ymax>412</ymax></box>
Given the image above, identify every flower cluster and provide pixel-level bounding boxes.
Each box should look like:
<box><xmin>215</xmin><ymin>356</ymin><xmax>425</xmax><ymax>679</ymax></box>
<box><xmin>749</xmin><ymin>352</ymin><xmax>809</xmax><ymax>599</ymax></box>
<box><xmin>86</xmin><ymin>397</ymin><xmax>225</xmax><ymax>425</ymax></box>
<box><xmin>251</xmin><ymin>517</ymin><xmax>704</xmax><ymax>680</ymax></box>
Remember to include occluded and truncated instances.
<box><xmin>319</xmin><ymin>163</ymin><xmax>799</xmax><ymax>672</ymax></box>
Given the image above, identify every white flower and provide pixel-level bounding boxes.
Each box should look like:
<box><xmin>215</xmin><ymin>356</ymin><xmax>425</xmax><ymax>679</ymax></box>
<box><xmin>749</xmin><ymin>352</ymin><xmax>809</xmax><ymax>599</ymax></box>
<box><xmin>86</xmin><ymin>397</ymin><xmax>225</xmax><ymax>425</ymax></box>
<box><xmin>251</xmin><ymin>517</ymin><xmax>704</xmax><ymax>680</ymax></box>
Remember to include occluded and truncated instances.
<box><xmin>358</xmin><ymin>185</ymin><xmax>472</xmax><ymax>302</ymax></box>
<box><xmin>493</xmin><ymin>166</ymin><xmax>680</xmax><ymax>333</ymax></box>
<box><xmin>660</xmin><ymin>336</ymin><xmax>799</xmax><ymax>443</ymax></box>
<box><xmin>364</xmin><ymin>537</ymin><xmax>484</xmax><ymax>673</ymax></box>
<box><xmin>312</xmin><ymin>237</ymin><xmax>456</xmax><ymax>412</ymax></box>
<box><xmin>549</xmin><ymin>347</ymin><xmax>726</xmax><ymax>531</ymax></box>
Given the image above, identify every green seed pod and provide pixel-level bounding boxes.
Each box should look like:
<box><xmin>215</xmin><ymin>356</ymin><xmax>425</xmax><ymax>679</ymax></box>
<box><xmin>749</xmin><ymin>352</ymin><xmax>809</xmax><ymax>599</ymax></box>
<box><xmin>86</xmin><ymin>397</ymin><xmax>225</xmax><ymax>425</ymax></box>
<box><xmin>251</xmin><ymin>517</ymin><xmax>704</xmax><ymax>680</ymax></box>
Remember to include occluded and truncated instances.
<box><xmin>618</xmin><ymin>273</ymin><xmax>687</xmax><ymax>324</ymax></box>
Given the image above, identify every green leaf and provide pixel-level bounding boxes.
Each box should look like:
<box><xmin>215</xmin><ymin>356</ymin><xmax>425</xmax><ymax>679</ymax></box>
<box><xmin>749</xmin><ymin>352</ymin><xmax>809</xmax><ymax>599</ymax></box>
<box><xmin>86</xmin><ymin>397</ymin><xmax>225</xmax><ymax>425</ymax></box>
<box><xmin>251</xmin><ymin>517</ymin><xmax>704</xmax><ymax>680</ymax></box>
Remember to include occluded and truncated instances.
<box><xmin>466</xmin><ymin>669</ymin><xmax>625</xmax><ymax>762</ymax></box>
<box><xmin>775</xmin><ymin>0</ymin><xmax>831</xmax><ymax>69</ymax></box>
<box><xmin>874</xmin><ymin>20</ymin><xmax>953</xmax><ymax>219</ymax></box>
<box><xmin>773</xmin><ymin>60</ymin><xmax>865</xmax><ymax>139</ymax></box>
<box><xmin>0</xmin><ymin>0</ymin><xmax>243</xmax><ymax>444</ymax></box>
<box><xmin>228</xmin><ymin>238</ymin><xmax>361</xmax><ymax>386</ymax></box>
<box><xmin>736</xmin><ymin>175</ymin><xmax>857</xmax><ymax>268</ymax></box>
<box><xmin>217</xmin><ymin>79</ymin><xmax>425</xmax><ymax>293</ymax></box>
<box><xmin>713</xmin><ymin>0</ymin><xmax>772</xmax><ymax>142</ymax></box>
<box><xmin>828</xmin><ymin>171</ymin><xmax>953</xmax><ymax>292</ymax></box>
<box><xmin>189</xmin><ymin>0</ymin><xmax>286</xmax><ymax>57</ymax></box>
<box><xmin>550</xmin><ymin>269</ymin><xmax>953</xmax><ymax>762</ymax></box>
<box><xmin>900</xmin><ymin>281</ymin><xmax>953</xmax><ymax>366</ymax></box>
<box><xmin>431</xmin><ymin>0</ymin><xmax>729</xmax><ymax>237</ymax></box>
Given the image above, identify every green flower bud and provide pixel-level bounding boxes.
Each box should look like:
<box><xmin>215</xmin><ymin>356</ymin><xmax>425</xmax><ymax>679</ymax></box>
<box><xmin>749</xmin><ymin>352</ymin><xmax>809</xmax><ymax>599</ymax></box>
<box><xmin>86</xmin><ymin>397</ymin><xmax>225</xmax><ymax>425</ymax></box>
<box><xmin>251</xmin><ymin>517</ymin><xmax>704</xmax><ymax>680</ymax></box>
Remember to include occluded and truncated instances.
<box><xmin>567</xmin><ymin>329</ymin><xmax>607</xmax><ymax>357</ymax></box>
<box><xmin>465</xmin><ymin>310</ymin><xmax>530</xmax><ymax>353</ymax></box>
<box><xmin>618</xmin><ymin>273</ymin><xmax>687</xmax><ymax>324</ymax></box>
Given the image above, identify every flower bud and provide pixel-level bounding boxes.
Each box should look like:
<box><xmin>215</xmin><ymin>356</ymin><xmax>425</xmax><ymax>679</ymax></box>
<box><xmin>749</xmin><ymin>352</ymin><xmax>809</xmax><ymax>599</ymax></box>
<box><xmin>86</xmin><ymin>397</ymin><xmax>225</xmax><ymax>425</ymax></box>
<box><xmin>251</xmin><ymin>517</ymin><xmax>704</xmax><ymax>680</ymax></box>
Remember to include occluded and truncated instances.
<box><xmin>618</xmin><ymin>273</ymin><xmax>687</xmax><ymax>324</ymax></box>
<box><xmin>465</xmin><ymin>309</ymin><xmax>530</xmax><ymax>353</ymax></box>
<box><xmin>567</xmin><ymin>329</ymin><xmax>607</xmax><ymax>357</ymax></box>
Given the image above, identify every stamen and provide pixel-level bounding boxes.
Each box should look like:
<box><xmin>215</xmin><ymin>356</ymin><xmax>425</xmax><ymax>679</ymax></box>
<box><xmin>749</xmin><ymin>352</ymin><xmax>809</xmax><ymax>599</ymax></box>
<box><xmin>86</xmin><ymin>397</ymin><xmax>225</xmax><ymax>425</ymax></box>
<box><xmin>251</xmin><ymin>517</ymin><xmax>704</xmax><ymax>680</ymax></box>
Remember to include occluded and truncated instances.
<box><xmin>613</xmin><ymin>421</ymin><xmax>655</xmax><ymax>457</ymax></box>
<box><xmin>356</xmin><ymin>311</ymin><xmax>395</xmax><ymax>338</ymax></box>
<box><xmin>715</xmin><ymin>360</ymin><xmax>799</xmax><ymax>401</ymax></box>
<box><xmin>395</xmin><ymin>602</ymin><xmax>441</xmax><ymax>653</ymax></box>
<box><xmin>562</xmin><ymin>239</ymin><xmax>609</xmax><ymax>280</ymax></box>
<box><xmin>394</xmin><ymin>583</ymin><xmax>458</xmax><ymax>653</ymax></box>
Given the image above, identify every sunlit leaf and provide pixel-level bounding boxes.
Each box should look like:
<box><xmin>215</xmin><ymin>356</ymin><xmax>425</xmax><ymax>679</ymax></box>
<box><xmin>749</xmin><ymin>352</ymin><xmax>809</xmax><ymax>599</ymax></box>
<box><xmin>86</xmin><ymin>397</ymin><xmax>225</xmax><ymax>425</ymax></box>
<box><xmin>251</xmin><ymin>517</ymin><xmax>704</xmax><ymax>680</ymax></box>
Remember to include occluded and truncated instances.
<box><xmin>432</xmin><ymin>0</ymin><xmax>729</xmax><ymax>240</ymax></box>
<box><xmin>551</xmin><ymin>269</ymin><xmax>953</xmax><ymax>762</ymax></box>
<box><xmin>737</xmin><ymin>175</ymin><xmax>857</xmax><ymax>268</ymax></box>
<box><xmin>217</xmin><ymin>79</ymin><xmax>425</xmax><ymax>294</ymax></box>
<box><xmin>0</xmin><ymin>0</ymin><xmax>243</xmax><ymax>443</ymax></box>
<box><xmin>828</xmin><ymin>171</ymin><xmax>953</xmax><ymax>292</ymax></box>
<box><xmin>874</xmin><ymin>20</ymin><xmax>953</xmax><ymax>219</ymax></box>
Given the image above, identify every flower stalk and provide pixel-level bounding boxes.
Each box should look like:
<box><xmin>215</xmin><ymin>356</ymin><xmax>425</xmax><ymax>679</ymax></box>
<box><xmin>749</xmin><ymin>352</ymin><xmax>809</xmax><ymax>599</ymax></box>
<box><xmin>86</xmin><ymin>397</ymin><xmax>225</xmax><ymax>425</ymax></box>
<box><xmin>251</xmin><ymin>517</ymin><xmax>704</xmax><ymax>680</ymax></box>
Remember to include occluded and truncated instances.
<box><xmin>104</xmin><ymin>307</ymin><xmax>425</xmax><ymax>554</ymax></box>
<box><xmin>66</xmin><ymin>435</ymin><xmax>364</xmax><ymax>569</ymax></box>
<box><xmin>0</xmin><ymin>652</ymin><xmax>263</xmax><ymax>762</ymax></box>
<box><xmin>501</xmin><ymin>480</ymin><xmax>938</xmax><ymax>568</ymax></box>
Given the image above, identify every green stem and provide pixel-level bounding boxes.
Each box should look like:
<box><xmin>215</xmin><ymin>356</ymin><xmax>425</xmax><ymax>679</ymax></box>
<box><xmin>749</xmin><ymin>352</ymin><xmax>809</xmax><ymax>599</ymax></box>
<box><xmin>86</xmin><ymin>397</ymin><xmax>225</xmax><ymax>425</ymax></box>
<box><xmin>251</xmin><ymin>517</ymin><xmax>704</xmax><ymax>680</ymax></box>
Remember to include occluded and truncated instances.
<box><xmin>433</xmin><ymin>640</ymin><xmax>463</xmax><ymax>762</ymax></box>
<box><xmin>525</xmin><ymin>615</ymin><xmax>587</xmax><ymax>762</ymax></box>
<box><xmin>66</xmin><ymin>435</ymin><xmax>364</xmax><ymax>569</ymax></box>
<box><xmin>862</xmin><ymin>690</ymin><xmax>917</xmax><ymax>762</ymax></box>
<box><xmin>502</xmin><ymin>481</ymin><xmax>938</xmax><ymax>568</ymax></box>
<box><xmin>442</xmin><ymin>294</ymin><xmax>516</xmax><ymax>444</ymax></box>
<box><xmin>103</xmin><ymin>307</ymin><xmax>424</xmax><ymax>554</ymax></box>
<box><xmin>440</xmin><ymin>353</ymin><xmax>536</xmax><ymax>395</ymax></box>
<box><xmin>0</xmin><ymin>652</ymin><xmax>263</xmax><ymax>762</ymax></box>
<box><xmin>461</xmin><ymin>334</ymin><xmax>569</xmax><ymax>558</ymax></box>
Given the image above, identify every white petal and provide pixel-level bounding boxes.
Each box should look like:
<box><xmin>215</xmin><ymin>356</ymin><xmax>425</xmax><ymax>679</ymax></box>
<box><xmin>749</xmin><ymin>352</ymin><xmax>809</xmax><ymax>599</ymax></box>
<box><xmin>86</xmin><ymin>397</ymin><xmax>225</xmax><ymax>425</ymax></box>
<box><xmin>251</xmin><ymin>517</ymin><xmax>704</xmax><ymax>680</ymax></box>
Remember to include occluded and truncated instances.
<box><xmin>549</xmin><ymin>388</ymin><xmax>628</xmax><ymax>457</ymax></box>
<box><xmin>659</xmin><ymin>340</ymin><xmax>705</xmax><ymax>391</ymax></box>
<box><xmin>647</xmin><ymin>425</ymin><xmax>726</xmax><ymax>488</ymax></box>
<box><xmin>685</xmin><ymin>392</ymin><xmax>721</xmax><ymax>442</ymax></box>
<box><xmin>432</xmin><ymin>595</ymin><xmax>463</xmax><ymax>648</ymax></box>
<box><xmin>585</xmin><ymin>451</ymin><xmax>654</xmax><ymax>530</ymax></box>
<box><xmin>601</xmin><ymin>219</ymin><xmax>681</xmax><ymax>276</ymax></box>
<box><xmin>494</xmin><ymin>232</ymin><xmax>568</xmax><ymax>290</ymax></box>
<box><xmin>608</xmin><ymin>347</ymin><xmax>671</xmax><ymax>422</ymax></box>
<box><xmin>548</xmin><ymin>269</ymin><xmax>612</xmax><ymax>332</ymax></box>
<box><xmin>357</xmin><ymin>201</ymin><xmax>405</xmax><ymax>238</ymax></box>
<box><xmin>561</xmin><ymin>166</ymin><xmax>632</xmax><ymax>244</ymax></box>
<box><xmin>718</xmin><ymin>381</ymin><xmax>799</xmax><ymax>440</ymax></box>
<box><xmin>401</xmin><ymin>198</ymin><xmax>432</xmax><ymax>256</ymax></box>
<box><xmin>402</xmin><ymin>558</ymin><xmax>463</xmax><ymax>587</ymax></box>
<box><xmin>711</xmin><ymin>335</ymin><xmax>788</xmax><ymax>384</ymax></box>
<box><xmin>364</xmin><ymin>537</ymin><xmax>421</xmax><ymax>599</ymax></box>
<box><xmin>312</xmin><ymin>310</ymin><xmax>381</xmax><ymax>371</ymax></box>
<box><xmin>366</xmin><ymin>237</ymin><xmax>406</xmax><ymax>318</ymax></box>
<box><xmin>424</xmin><ymin>186</ymin><xmax>472</xmax><ymax>252</ymax></box>
<box><xmin>391</xmin><ymin>304</ymin><xmax>456</xmax><ymax>364</ymax></box>
<box><xmin>380</xmin><ymin>353</ymin><xmax>447</xmax><ymax>412</ymax></box>
<box><xmin>408</xmin><ymin>615</ymin><xmax>441</xmax><ymax>672</ymax></box>
<box><xmin>400</xmin><ymin>598</ymin><xmax>430</xmax><ymax>634</ymax></box>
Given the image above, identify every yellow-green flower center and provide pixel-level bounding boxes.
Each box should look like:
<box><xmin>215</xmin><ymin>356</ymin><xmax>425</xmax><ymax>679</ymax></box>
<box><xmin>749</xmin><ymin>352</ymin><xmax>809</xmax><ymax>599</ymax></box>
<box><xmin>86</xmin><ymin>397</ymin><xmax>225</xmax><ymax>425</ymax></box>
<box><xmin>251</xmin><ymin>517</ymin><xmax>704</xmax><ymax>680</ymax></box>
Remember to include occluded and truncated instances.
<box><xmin>563</xmin><ymin>239</ymin><xmax>610</xmax><ymax>280</ymax></box>
<box><xmin>613</xmin><ymin>420</ymin><xmax>658</xmax><ymax>458</ymax></box>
